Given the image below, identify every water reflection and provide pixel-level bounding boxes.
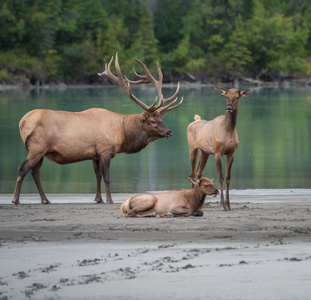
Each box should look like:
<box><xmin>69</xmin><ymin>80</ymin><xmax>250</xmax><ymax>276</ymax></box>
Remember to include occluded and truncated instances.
<box><xmin>0</xmin><ymin>86</ymin><xmax>310</xmax><ymax>195</ymax></box>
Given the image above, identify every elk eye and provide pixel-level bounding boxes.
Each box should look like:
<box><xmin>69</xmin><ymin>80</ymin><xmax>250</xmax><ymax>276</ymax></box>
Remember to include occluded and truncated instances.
<box><xmin>150</xmin><ymin>120</ymin><xmax>157</xmax><ymax>125</ymax></box>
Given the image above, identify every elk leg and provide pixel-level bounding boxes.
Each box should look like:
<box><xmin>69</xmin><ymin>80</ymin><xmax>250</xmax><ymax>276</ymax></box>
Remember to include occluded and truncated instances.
<box><xmin>169</xmin><ymin>203</ymin><xmax>194</xmax><ymax>217</ymax></box>
<box><xmin>215</xmin><ymin>154</ymin><xmax>226</xmax><ymax>211</ymax></box>
<box><xmin>92</xmin><ymin>159</ymin><xmax>104</xmax><ymax>203</ymax></box>
<box><xmin>132</xmin><ymin>209</ymin><xmax>158</xmax><ymax>218</ymax></box>
<box><xmin>31</xmin><ymin>158</ymin><xmax>50</xmax><ymax>204</ymax></box>
<box><xmin>12</xmin><ymin>154</ymin><xmax>44</xmax><ymax>205</ymax></box>
<box><xmin>12</xmin><ymin>161</ymin><xmax>29</xmax><ymax>205</ymax></box>
<box><xmin>189</xmin><ymin>147</ymin><xmax>198</xmax><ymax>178</ymax></box>
<box><xmin>225</xmin><ymin>154</ymin><xmax>234</xmax><ymax>211</ymax></box>
<box><xmin>196</xmin><ymin>150</ymin><xmax>210</xmax><ymax>179</ymax></box>
<box><xmin>126</xmin><ymin>196</ymin><xmax>157</xmax><ymax>217</ymax></box>
<box><xmin>100</xmin><ymin>154</ymin><xmax>113</xmax><ymax>204</ymax></box>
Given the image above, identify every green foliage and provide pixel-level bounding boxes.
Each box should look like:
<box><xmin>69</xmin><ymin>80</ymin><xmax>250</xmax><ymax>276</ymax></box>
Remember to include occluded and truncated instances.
<box><xmin>0</xmin><ymin>0</ymin><xmax>311</xmax><ymax>85</ymax></box>
<box><xmin>222</xmin><ymin>15</ymin><xmax>252</xmax><ymax>77</ymax></box>
<box><xmin>0</xmin><ymin>3</ymin><xmax>17</xmax><ymax>48</ymax></box>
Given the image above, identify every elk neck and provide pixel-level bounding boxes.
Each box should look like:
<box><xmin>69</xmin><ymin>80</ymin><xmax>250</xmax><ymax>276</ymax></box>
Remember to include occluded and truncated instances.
<box><xmin>185</xmin><ymin>187</ymin><xmax>206</xmax><ymax>212</ymax></box>
<box><xmin>224</xmin><ymin>108</ymin><xmax>238</xmax><ymax>132</ymax></box>
<box><xmin>119</xmin><ymin>114</ymin><xmax>151</xmax><ymax>154</ymax></box>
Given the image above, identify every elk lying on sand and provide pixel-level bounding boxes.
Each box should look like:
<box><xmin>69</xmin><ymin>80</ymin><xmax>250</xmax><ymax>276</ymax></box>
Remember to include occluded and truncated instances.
<box><xmin>121</xmin><ymin>177</ymin><xmax>218</xmax><ymax>217</ymax></box>
<box><xmin>187</xmin><ymin>87</ymin><xmax>251</xmax><ymax>211</ymax></box>
<box><xmin>12</xmin><ymin>54</ymin><xmax>183</xmax><ymax>205</ymax></box>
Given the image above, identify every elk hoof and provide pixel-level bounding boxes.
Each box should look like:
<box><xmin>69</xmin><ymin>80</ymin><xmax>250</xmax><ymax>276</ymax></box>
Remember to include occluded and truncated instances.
<box><xmin>95</xmin><ymin>199</ymin><xmax>104</xmax><ymax>204</ymax></box>
<box><xmin>165</xmin><ymin>212</ymin><xmax>174</xmax><ymax>218</ymax></box>
<box><xmin>126</xmin><ymin>211</ymin><xmax>137</xmax><ymax>218</ymax></box>
<box><xmin>224</xmin><ymin>204</ymin><xmax>231</xmax><ymax>211</ymax></box>
<box><xmin>42</xmin><ymin>199</ymin><xmax>51</xmax><ymax>204</ymax></box>
<box><xmin>12</xmin><ymin>200</ymin><xmax>20</xmax><ymax>205</ymax></box>
<box><xmin>221</xmin><ymin>206</ymin><xmax>230</xmax><ymax>211</ymax></box>
<box><xmin>192</xmin><ymin>211</ymin><xmax>203</xmax><ymax>217</ymax></box>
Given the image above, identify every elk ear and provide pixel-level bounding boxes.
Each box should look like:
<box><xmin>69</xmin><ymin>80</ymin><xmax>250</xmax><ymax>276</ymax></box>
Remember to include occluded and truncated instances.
<box><xmin>188</xmin><ymin>176</ymin><xmax>200</xmax><ymax>185</ymax></box>
<box><xmin>240</xmin><ymin>89</ymin><xmax>251</xmax><ymax>97</ymax></box>
<box><xmin>214</xmin><ymin>86</ymin><xmax>227</xmax><ymax>95</ymax></box>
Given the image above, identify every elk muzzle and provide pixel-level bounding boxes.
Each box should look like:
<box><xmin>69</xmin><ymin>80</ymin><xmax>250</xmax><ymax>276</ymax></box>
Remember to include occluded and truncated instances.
<box><xmin>164</xmin><ymin>130</ymin><xmax>172</xmax><ymax>139</ymax></box>
<box><xmin>226</xmin><ymin>104</ymin><xmax>234</xmax><ymax>112</ymax></box>
<box><xmin>212</xmin><ymin>189</ymin><xmax>219</xmax><ymax>197</ymax></box>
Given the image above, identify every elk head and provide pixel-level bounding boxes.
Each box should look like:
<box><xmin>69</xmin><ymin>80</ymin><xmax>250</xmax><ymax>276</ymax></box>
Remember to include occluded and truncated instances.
<box><xmin>98</xmin><ymin>54</ymin><xmax>183</xmax><ymax>140</ymax></box>
<box><xmin>140</xmin><ymin>111</ymin><xmax>171</xmax><ymax>140</ymax></box>
<box><xmin>188</xmin><ymin>176</ymin><xmax>219</xmax><ymax>197</ymax></box>
<box><xmin>214</xmin><ymin>87</ymin><xmax>251</xmax><ymax>112</ymax></box>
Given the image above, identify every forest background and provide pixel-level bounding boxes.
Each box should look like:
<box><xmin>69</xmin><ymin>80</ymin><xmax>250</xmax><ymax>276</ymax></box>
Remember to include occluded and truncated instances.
<box><xmin>1</xmin><ymin>0</ymin><xmax>311</xmax><ymax>86</ymax></box>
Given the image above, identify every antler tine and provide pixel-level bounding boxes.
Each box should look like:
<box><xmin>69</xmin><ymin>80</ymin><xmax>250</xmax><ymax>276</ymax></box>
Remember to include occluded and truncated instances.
<box><xmin>134</xmin><ymin>58</ymin><xmax>160</xmax><ymax>84</ymax></box>
<box><xmin>114</xmin><ymin>53</ymin><xmax>134</xmax><ymax>93</ymax></box>
<box><xmin>162</xmin><ymin>82</ymin><xmax>180</xmax><ymax>104</ymax></box>
<box><xmin>124</xmin><ymin>75</ymin><xmax>145</xmax><ymax>85</ymax></box>
<box><xmin>158</xmin><ymin>97</ymin><xmax>183</xmax><ymax>113</ymax></box>
<box><xmin>148</xmin><ymin>96</ymin><xmax>159</xmax><ymax>112</ymax></box>
<box><xmin>126</xmin><ymin>81</ymin><xmax>151</xmax><ymax>111</ymax></box>
<box><xmin>154</xmin><ymin>61</ymin><xmax>164</xmax><ymax>110</ymax></box>
<box><xmin>97</xmin><ymin>56</ymin><xmax>116</xmax><ymax>81</ymax></box>
<box><xmin>155</xmin><ymin>81</ymin><xmax>181</xmax><ymax>113</ymax></box>
<box><xmin>125</xmin><ymin>68</ymin><xmax>149</xmax><ymax>84</ymax></box>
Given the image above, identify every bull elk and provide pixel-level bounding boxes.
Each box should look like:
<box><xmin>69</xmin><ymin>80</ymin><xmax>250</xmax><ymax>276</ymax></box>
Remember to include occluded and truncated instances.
<box><xmin>12</xmin><ymin>54</ymin><xmax>183</xmax><ymax>205</ymax></box>
<box><xmin>121</xmin><ymin>176</ymin><xmax>218</xmax><ymax>217</ymax></box>
<box><xmin>187</xmin><ymin>87</ymin><xmax>251</xmax><ymax>211</ymax></box>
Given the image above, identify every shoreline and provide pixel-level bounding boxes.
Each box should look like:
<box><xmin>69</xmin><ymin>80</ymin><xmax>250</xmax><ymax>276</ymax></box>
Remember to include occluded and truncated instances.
<box><xmin>2</xmin><ymin>77</ymin><xmax>311</xmax><ymax>91</ymax></box>
<box><xmin>1</xmin><ymin>189</ymin><xmax>311</xmax><ymax>205</ymax></box>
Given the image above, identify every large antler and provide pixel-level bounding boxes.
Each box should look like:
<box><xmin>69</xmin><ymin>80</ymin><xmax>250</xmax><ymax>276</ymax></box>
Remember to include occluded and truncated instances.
<box><xmin>98</xmin><ymin>54</ymin><xmax>182</xmax><ymax>113</ymax></box>
<box><xmin>98</xmin><ymin>54</ymin><xmax>150</xmax><ymax>111</ymax></box>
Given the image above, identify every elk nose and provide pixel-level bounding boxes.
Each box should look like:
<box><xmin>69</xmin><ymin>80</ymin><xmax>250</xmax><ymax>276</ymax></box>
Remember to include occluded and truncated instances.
<box><xmin>167</xmin><ymin>130</ymin><xmax>172</xmax><ymax>137</ymax></box>
<box><xmin>226</xmin><ymin>104</ymin><xmax>233</xmax><ymax>111</ymax></box>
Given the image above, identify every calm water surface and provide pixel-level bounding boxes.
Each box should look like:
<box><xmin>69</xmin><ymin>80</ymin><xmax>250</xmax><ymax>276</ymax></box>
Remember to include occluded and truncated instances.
<box><xmin>0</xmin><ymin>85</ymin><xmax>310</xmax><ymax>196</ymax></box>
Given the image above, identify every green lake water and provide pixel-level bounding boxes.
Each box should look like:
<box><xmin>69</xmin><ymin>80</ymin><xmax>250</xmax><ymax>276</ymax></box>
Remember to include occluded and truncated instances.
<box><xmin>0</xmin><ymin>85</ymin><xmax>310</xmax><ymax>195</ymax></box>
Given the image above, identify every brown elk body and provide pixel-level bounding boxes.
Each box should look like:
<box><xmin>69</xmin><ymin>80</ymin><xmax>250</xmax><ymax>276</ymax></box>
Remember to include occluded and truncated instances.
<box><xmin>12</xmin><ymin>54</ymin><xmax>182</xmax><ymax>205</ymax></box>
<box><xmin>187</xmin><ymin>87</ymin><xmax>251</xmax><ymax>211</ymax></box>
<box><xmin>121</xmin><ymin>177</ymin><xmax>218</xmax><ymax>217</ymax></box>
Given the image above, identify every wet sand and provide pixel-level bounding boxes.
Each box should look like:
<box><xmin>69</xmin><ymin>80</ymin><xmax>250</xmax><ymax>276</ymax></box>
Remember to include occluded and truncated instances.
<box><xmin>0</xmin><ymin>191</ymin><xmax>311</xmax><ymax>299</ymax></box>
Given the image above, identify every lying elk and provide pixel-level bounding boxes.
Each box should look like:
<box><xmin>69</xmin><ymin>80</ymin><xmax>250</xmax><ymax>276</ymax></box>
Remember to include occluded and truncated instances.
<box><xmin>121</xmin><ymin>177</ymin><xmax>218</xmax><ymax>217</ymax></box>
<box><xmin>12</xmin><ymin>54</ymin><xmax>182</xmax><ymax>205</ymax></box>
<box><xmin>187</xmin><ymin>87</ymin><xmax>251</xmax><ymax>211</ymax></box>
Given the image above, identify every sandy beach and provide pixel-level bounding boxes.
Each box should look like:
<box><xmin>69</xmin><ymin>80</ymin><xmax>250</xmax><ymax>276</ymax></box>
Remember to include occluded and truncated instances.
<box><xmin>0</xmin><ymin>191</ymin><xmax>311</xmax><ymax>300</ymax></box>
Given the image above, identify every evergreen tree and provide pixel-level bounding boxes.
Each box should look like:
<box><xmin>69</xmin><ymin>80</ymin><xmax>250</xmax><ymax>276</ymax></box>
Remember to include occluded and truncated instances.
<box><xmin>222</xmin><ymin>15</ymin><xmax>252</xmax><ymax>77</ymax></box>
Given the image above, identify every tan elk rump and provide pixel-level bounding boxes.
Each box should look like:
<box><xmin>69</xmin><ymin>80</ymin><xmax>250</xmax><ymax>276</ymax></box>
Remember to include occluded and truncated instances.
<box><xmin>12</xmin><ymin>54</ymin><xmax>182</xmax><ymax>205</ymax></box>
<box><xmin>187</xmin><ymin>87</ymin><xmax>251</xmax><ymax>211</ymax></box>
<box><xmin>121</xmin><ymin>177</ymin><xmax>218</xmax><ymax>217</ymax></box>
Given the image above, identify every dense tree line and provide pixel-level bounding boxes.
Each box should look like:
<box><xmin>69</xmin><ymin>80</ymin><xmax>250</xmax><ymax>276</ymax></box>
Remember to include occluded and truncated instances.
<box><xmin>0</xmin><ymin>0</ymin><xmax>310</xmax><ymax>85</ymax></box>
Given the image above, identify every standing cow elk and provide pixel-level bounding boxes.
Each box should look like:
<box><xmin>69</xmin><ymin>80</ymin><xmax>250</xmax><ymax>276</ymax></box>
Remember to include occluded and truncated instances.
<box><xmin>187</xmin><ymin>87</ymin><xmax>251</xmax><ymax>211</ymax></box>
<box><xmin>12</xmin><ymin>54</ymin><xmax>183</xmax><ymax>205</ymax></box>
<box><xmin>121</xmin><ymin>176</ymin><xmax>218</xmax><ymax>217</ymax></box>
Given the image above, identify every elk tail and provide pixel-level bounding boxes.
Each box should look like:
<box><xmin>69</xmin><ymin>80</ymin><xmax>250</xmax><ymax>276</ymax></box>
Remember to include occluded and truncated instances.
<box><xmin>19</xmin><ymin>118</ymin><xmax>32</xmax><ymax>150</ymax></box>
<box><xmin>194</xmin><ymin>114</ymin><xmax>201</xmax><ymax>121</ymax></box>
<box><xmin>19</xmin><ymin>118</ymin><xmax>26</xmax><ymax>133</ymax></box>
